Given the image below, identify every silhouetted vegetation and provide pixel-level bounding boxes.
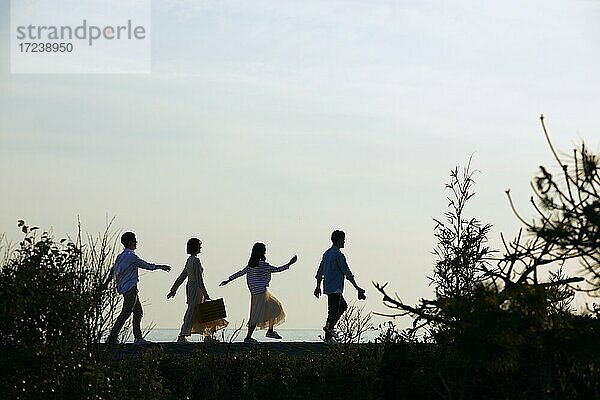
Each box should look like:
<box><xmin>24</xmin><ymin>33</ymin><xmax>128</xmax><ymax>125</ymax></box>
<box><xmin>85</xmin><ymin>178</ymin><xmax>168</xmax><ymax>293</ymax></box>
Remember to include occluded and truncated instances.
<box><xmin>375</xmin><ymin>116</ymin><xmax>600</xmax><ymax>399</ymax></box>
<box><xmin>509</xmin><ymin>115</ymin><xmax>599</xmax><ymax>293</ymax></box>
<box><xmin>0</xmin><ymin>220</ymin><xmax>121</xmax><ymax>399</ymax></box>
<box><xmin>334</xmin><ymin>301</ymin><xmax>374</xmax><ymax>343</ymax></box>
<box><xmin>1</xmin><ymin>116</ymin><xmax>598</xmax><ymax>399</ymax></box>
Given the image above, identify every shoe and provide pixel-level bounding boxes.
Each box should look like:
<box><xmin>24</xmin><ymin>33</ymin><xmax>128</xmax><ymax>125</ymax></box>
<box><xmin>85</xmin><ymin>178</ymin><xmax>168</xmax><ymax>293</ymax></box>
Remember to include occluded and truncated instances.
<box><xmin>265</xmin><ymin>330</ymin><xmax>282</xmax><ymax>339</ymax></box>
<box><xmin>134</xmin><ymin>338</ymin><xmax>152</xmax><ymax>345</ymax></box>
<box><xmin>204</xmin><ymin>336</ymin><xmax>219</xmax><ymax>343</ymax></box>
<box><xmin>244</xmin><ymin>337</ymin><xmax>259</xmax><ymax>344</ymax></box>
<box><xmin>176</xmin><ymin>336</ymin><xmax>189</xmax><ymax>343</ymax></box>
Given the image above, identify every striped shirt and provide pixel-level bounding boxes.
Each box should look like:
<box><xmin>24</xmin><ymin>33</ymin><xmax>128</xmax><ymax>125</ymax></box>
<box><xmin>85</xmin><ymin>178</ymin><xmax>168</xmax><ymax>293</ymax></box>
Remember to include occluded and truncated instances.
<box><xmin>111</xmin><ymin>248</ymin><xmax>157</xmax><ymax>294</ymax></box>
<box><xmin>228</xmin><ymin>260</ymin><xmax>289</xmax><ymax>295</ymax></box>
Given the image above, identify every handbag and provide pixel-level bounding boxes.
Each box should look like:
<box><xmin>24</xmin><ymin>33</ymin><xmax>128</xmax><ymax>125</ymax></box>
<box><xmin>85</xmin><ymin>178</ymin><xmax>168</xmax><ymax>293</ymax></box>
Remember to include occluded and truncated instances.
<box><xmin>193</xmin><ymin>298</ymin><xmax>227</xmax><ymax>324</ymax></box>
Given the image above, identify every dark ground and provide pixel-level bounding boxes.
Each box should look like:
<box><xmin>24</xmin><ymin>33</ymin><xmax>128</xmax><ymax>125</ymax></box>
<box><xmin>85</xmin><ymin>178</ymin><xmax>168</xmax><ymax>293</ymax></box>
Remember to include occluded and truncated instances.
<box><xmin>103</xmin><ymin>341</ymin><xmax>333</xmax><ymax>359</ymax></box>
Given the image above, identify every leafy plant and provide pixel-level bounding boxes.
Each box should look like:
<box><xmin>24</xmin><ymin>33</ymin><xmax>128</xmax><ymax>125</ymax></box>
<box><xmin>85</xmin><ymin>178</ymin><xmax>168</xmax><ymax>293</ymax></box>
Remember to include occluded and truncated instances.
<box><xmin>374</xmin><ymin>116</ymin><xmax>599</xmax><ymax>398</ymax></box>
<box><xmin>431</xmin><ymin>157</ymin><xmax>493</xmax><ymax>299</ymax></box>
<box><xmin>375</xmin><ymin>157</ymin><xmax>494</xmax><ymax>339</ymax></box>
<box><xmin>0</xmin><ymin>219</ymin><xmax>120</xmax><ymax>398</ymax></box>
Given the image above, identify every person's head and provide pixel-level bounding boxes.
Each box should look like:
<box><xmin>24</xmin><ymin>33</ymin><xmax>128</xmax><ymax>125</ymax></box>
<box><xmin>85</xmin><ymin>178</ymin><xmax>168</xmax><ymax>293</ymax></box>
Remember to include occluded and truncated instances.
<box><xmin>331</xmin><ymin>230</ymin><xmax>345</xmax><ymax>248</ymax></box>
<box><xmin>121</xmin><ymin>232</ymin><xmax>137</xmax><ymax>250</ymax></box>
<box><xmin>187</xmin><ymin>238</ymin><xmax>202</xmax><ymax>255</ymax></box>
<box><xmin>247</xmin><ymin>242</ymin><xmax>266</xmax><ymax>268</ymax></box>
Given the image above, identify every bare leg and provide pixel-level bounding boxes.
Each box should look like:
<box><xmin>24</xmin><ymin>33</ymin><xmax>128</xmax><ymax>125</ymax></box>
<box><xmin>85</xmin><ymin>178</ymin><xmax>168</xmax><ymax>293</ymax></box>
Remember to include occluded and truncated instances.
<box><xmin>246</xmin><ymin>324</ymin><xmax>257</xmax><ymax>340</ymax></box>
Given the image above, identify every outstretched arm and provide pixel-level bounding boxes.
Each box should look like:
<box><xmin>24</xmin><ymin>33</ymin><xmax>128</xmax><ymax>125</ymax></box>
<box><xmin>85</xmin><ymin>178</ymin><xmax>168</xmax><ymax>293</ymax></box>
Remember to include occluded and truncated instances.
<box><xmin>133</xmin><ymin>253</ymin><xmax>171</xmax><ymax>272</ymax></box>
<box><xmin>220</xmin><ymin>266</ymin><xmax>249</xmax><ymax>286</ymax></box>
<box><xmin>267</xmin><ymin>255</ymin><xmax>298</xmax><ymax>273</ymax></box>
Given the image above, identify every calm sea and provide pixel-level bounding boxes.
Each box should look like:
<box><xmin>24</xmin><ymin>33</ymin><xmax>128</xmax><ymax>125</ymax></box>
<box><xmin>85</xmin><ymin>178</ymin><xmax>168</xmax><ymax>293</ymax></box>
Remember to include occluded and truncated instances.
<box><xmin>143</xmin><ymin>328</ymin><xmax>379</xmax><ymax>343</ymax></box>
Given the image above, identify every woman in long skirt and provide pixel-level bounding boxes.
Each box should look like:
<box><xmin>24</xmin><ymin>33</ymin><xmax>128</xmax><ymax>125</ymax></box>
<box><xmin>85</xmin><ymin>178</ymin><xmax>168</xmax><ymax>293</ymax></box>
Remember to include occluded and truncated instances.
<box><xmin>220</xmin><ymin>242</ymin><xmax>297</xmax><ymax>343</ymax></box>
<box><xmin>167</xmin><ymin>238</ymin><xmax>228</xmax><ymax>343</ymax></box>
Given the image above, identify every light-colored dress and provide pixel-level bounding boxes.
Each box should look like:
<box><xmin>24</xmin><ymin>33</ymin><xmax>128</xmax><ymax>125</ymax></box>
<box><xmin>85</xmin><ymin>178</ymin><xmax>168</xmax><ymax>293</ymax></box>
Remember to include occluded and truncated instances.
<box><xmin>171</xmin><ymin>255</ymin><xmax>228</xmax><ymax>336</ymax></box>
<box><xmin>249</xmin><ymin>291</ymin><xmax>285</xmax><ymax>329</ymax></box>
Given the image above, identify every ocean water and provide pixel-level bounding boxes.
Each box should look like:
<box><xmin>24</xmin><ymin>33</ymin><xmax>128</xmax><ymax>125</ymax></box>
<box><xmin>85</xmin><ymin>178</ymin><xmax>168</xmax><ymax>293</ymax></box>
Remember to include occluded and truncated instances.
<box><xmin>142</xmin><ymin>328</ymin><xmax>379</xmax><ymax>343</ymax></box>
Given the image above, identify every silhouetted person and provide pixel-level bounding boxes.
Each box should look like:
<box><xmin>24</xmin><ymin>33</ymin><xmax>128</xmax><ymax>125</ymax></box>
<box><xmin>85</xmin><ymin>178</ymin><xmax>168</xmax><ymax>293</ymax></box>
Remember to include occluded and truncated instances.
<box><xmin>220</xmin><ymin>242</ymin><xmax>297</xmax><ymax>343</ymax></box>
<box><xmin>314</xmin><ymin>230</ymin><xmax>365</xmax><ymax>343</ymax></box>
<box><xmin>106</xmin><ymin>232</ymin><xmax>171</xmax><ymax>345</ymax></box>
<box><xmin>167</xmin><ymin>238</ymin><xmax>227</xmax><ymax>343</ymax></box>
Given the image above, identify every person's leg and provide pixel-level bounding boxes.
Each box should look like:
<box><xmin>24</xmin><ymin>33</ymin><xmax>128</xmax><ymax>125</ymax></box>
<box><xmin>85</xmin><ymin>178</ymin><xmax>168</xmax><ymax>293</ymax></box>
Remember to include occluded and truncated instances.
<box><xmin>327</xmin><ymin>294</ymin><xmax>348</xmax><ymax>336</ymax></box>
<box><xmin>262</xmin><ymin>292</ymin><xmax>284</xmax><ymax>339</ymax></box>
<box><xmin>179</xmin><ymin>302</ymin><xmax>196</xmax><ymax>339</ymax></box>
<box><xmin>107</xmin><ymin>289</ymin><xmax>137</xmax><ymax>343</ymax></box>
<box><xmin>246</xmin><ymin>294</ymin><xmax>259</xmax><ymax>340</ymax></box>
<box><xmin>325</xmin><ymin>293</ymin><xmax>342</xmax><ymax>340</ymax></box>
<box><xmin>338</xmin><ymin>294</ymin><xmax>348</xmax><ymax>322</ymax></box>
<box><xmin>246</xmin><ymin>324</ymin><xmax>257</xmax><ymax>340</ymax></box>
<box><xmin>132</xmin><ymin>292</ymin><xmax>144</xmax><ymax>341</ymax></box>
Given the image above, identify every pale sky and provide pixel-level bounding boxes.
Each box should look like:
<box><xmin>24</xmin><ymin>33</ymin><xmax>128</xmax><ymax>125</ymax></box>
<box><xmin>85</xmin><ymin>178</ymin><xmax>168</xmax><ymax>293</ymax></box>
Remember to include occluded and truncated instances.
<box><xmin>1</xmin><ymin>0</ymin><xmax>599</xmax><ymax>331</ymax></box>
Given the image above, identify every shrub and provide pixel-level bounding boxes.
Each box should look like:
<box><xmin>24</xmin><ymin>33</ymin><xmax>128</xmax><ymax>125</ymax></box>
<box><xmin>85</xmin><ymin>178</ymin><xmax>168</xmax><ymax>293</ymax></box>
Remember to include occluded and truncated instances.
<box><xmin>0</xmin><ymin>220</ymin><xmax>119</xmax><ymax>399</ymax></box>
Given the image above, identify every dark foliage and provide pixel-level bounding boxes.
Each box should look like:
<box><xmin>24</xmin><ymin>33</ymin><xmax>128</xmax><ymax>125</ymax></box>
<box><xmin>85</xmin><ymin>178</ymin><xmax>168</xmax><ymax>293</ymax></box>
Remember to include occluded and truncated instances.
<box><xmin>0</xmin><ymin>220</ymin><xmax>119</xmax><ymax>399</ymax></box>
<box><xmin>1</xmin><ymin>116</ymin><xmax>598</xmax><ymax>399</ymax></box>
<box><xmin>431</xmin><ymin>158</ymin><xmax>493</xmax><ymax>299</ymax></box>
<box><xmin>508</xmin><ymin>115</ymin><xmax>599</xmax><ymax>292</ymax></box>
<box><xmin>375</xmin><ymin>116</ymin><xmax>600</xmax><ymax>398</ymax></box>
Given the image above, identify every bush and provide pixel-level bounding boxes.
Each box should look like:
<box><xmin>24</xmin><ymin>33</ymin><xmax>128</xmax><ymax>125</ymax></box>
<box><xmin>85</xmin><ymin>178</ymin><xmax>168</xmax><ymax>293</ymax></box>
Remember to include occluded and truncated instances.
<box><xmin>0</xmin><ymin>221</ymin><xmax>119</xmax><ymax>399</ymax></box>
<box><xmin>375</xmin><ymin>118</ymin><xmax>600</xmax><ymax>399</ymax></box>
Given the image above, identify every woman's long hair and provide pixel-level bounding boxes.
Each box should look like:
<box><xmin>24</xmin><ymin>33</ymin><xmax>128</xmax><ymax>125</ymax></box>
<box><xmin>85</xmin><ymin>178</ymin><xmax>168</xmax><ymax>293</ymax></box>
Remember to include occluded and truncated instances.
<box><xmin>247</xmin><ymin>242</ymin><xmax>266</xmax><ymax>268</ymax></box>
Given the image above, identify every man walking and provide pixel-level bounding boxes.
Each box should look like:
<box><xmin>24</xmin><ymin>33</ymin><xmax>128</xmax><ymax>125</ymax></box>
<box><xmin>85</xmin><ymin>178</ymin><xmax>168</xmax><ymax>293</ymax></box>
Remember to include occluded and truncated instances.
<box><xmin>106</xmin><ymin>232</ymin><xmax>171</xmax><ymax>344</ymax></box>
<box><xmin>314</xmin><ymin>230</ymin><xmax>366</xmax><ymax>343</ymax></box>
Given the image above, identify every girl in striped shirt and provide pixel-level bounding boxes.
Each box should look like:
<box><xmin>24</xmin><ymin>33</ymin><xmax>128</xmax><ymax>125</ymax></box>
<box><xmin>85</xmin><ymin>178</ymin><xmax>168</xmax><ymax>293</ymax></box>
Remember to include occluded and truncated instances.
<box><xmin>220</xmin><ymin>242</ymin><xmax>297</xmax><ymax>343</ymax></box>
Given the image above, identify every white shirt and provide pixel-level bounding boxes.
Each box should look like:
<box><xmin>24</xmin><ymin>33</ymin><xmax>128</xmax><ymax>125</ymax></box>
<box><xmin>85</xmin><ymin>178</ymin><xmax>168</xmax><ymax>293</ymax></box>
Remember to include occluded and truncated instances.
<box><xmin>111</xmin><ymin>248</ymin><xmax>156</xmax><ymax>294</ymax></box>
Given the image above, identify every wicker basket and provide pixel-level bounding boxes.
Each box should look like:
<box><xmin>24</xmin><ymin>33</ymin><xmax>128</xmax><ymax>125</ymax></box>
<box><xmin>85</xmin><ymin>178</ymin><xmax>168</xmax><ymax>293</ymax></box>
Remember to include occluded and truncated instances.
<box><xmin>194</xmin><ymin>298</ymin><xmax>227</xmax><ymax>324</ymax></box>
